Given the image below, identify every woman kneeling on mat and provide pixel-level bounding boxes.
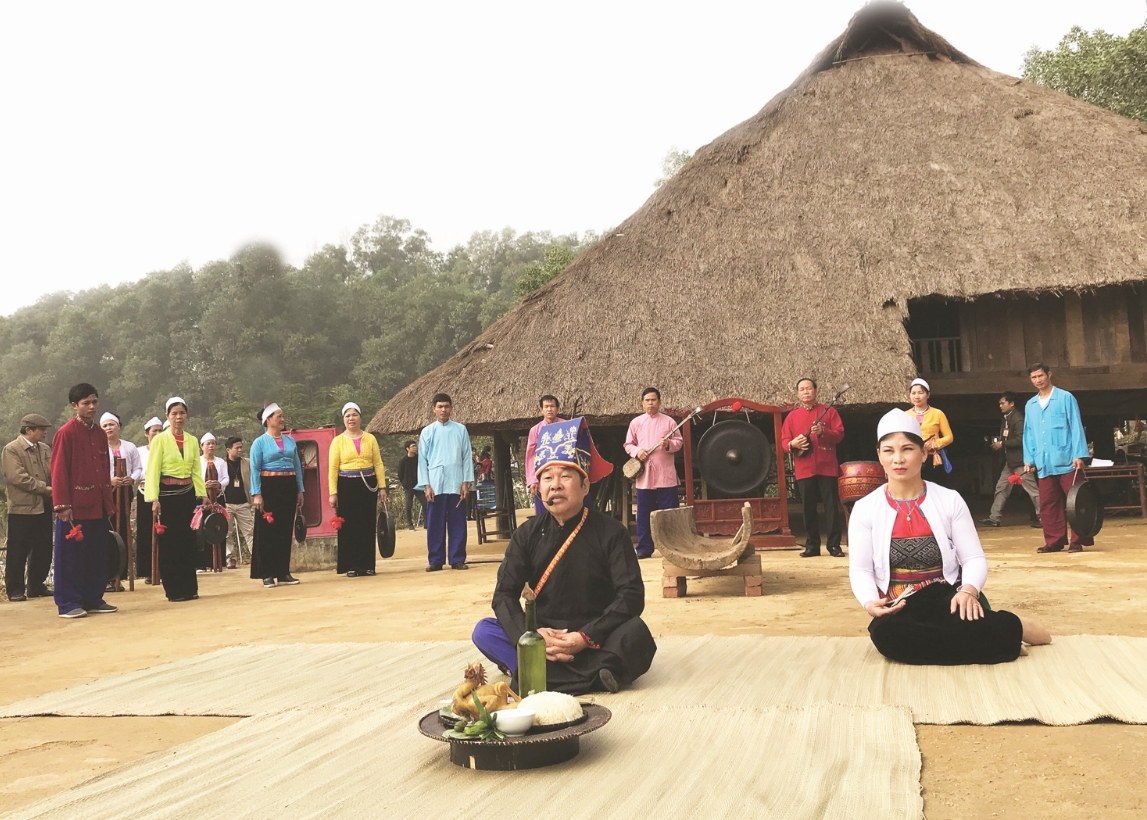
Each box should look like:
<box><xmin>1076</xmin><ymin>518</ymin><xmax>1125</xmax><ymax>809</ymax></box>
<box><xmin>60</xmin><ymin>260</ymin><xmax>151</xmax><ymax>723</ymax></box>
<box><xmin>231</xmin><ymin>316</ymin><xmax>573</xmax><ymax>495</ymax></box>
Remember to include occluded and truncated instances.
<box><xmin>848</xmin><ymin>409</ymin><xmax>1051</xmax><ymax>665</ymax></box>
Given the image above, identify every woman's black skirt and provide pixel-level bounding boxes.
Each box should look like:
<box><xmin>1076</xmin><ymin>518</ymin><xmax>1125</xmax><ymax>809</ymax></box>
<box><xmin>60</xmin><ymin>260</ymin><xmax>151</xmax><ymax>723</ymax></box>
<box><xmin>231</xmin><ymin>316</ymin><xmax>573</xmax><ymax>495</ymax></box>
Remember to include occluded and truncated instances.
<box><xmin>337</xmin><ymin>474</ymin><xmax>377</xmax><ymax>574</ymax></box>
<box><xmin>135</xmin><ymin>489</ymin><xmax>153</xmax><ymax>579</ymax></box>
<box><xmin>157</xmin><ymin>485</ymin><xmax>198</xmax><ymax>601</ymax></box>
<box><xmin>109</xmin><ymin>484</ymin><xmax>132</xmax><ymax>581</ymax></box>
<box><xmin>868</xmin><ymin>582</ymin><xmax>1023</xmax><ymax>665</ymax></box>
<box><xmin>251</xmin><ymin>475</ymin><xmax>296</xmax><ymax>580</ymax></box>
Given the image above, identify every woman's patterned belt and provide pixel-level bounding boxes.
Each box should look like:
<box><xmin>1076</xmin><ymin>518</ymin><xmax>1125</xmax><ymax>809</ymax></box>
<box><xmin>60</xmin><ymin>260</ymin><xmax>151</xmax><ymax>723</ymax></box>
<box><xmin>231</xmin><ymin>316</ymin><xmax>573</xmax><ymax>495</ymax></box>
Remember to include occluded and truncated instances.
<box><xmin>260</xmin><ymin>470</ymin><xmax>296</xmax><ymax>476</ymax></box>
<box><xmin>160</xmin><ymin>476</ymin><xmax>193</xmax><ymax>486</ymax></box>
<box><xmin>339</xmin><ymin>468</ymin><xmax>375</xmax><ymax>477</ymax></box>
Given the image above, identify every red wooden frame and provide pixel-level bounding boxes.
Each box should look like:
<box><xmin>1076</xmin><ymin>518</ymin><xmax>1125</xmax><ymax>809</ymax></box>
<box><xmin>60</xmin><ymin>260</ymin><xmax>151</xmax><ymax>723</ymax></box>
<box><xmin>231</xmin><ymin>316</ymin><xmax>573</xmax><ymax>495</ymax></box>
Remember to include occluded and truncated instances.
<box><xmin>679</xmin><ymin>398</ymin><xmax>797</xmax><ymax>549</ymax></box>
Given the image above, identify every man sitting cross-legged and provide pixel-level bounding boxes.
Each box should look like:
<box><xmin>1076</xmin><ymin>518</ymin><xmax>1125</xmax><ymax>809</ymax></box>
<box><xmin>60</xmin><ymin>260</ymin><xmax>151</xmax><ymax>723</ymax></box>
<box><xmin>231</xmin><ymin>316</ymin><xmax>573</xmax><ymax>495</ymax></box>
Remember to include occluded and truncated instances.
<box><xmin>472</xmin><ymin>417</ymin><xmax>657</xmax><ymax>695</ymax></box>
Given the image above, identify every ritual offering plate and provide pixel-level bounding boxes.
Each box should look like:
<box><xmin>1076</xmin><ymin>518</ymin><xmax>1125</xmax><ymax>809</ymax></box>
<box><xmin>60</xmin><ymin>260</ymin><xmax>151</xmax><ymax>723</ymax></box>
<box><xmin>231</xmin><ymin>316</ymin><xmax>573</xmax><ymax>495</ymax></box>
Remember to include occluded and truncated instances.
<box><xmin>419</xmin><ymin>704</ymin><xmax>610</xmax><ymax>771</ymax></box>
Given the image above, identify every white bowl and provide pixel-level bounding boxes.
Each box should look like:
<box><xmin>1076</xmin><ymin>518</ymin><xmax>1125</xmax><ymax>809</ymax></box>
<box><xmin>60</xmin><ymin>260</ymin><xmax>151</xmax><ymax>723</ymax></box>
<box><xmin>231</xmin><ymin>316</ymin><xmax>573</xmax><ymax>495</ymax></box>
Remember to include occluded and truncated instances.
<box><xmin>494</xmin><ymin>708</ymin><xmax>535</xmax><ymax>736</ymax></box>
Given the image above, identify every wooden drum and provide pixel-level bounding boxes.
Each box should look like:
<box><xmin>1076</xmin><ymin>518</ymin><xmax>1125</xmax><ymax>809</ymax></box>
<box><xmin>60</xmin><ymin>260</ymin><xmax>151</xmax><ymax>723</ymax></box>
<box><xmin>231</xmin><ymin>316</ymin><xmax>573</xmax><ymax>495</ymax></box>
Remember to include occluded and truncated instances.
<box><xmin>837</xmin><ymin>461</ymin><xmax>886</xmax><ymax>504</ymax></box>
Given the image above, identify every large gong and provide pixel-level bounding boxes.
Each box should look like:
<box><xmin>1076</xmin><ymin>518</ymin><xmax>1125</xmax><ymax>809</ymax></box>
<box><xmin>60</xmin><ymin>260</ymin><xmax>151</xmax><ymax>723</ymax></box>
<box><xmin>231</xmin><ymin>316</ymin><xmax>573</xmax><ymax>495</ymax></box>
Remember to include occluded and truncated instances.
<box><xmin>697</xmin><ymin>420</ymin><xmax>773</xmax><ymax>497</ymax></box>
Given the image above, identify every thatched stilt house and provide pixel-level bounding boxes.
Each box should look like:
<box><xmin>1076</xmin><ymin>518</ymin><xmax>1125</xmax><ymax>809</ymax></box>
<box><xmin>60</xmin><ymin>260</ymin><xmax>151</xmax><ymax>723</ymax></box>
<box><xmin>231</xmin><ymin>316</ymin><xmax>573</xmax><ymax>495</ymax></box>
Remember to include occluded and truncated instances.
<box><xmin>370</xmin><ymin>1</ymin><xmax>1147</xmax><ymax>507</ymax></box>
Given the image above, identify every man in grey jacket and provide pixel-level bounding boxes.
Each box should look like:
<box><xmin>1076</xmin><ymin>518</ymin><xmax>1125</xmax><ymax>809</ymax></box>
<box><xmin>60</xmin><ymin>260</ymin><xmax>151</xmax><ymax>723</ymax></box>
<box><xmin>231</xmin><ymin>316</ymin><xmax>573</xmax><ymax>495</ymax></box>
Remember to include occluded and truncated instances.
<box><xmin>2</xmin><ymin>414</ymin><xmax>54</xmax><ymax>600</ymax></box>
<box><xmin>982</xmin><ymin>392</ymin><xmax>1040</xmax><ymax>528</ymax></box>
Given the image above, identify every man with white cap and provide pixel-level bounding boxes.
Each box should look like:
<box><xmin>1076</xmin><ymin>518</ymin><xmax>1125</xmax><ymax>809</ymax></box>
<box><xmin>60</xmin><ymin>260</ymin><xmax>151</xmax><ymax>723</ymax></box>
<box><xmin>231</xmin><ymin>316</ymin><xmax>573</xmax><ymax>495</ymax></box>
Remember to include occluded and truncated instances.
<box><xmin>136</xmin><ymin>417</ymin><xmax>164</xmax><ymax>583</ymax></box>
<box><xmin>197</xmin><ymin>433</ymin><xmax>229</xmax><ymax>571</ymax></box>
<box><xmin>2</xmin><ymin>413</ymin><xmax>54</xmax><ymax>601</ymax></box>
<box><xmin>846</xmin><ymin>409</ymin><xmax>1050</xmax><ymax>665</ymax></box>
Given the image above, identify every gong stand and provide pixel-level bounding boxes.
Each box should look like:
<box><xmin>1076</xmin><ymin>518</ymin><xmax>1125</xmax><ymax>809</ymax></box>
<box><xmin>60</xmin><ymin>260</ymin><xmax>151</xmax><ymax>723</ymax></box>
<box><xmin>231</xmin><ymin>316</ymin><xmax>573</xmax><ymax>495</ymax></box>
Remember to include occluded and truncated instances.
<box><xmin>681</xmin><ymin>398</ymin><xmax>797</xmax><ymax>550</ymax></box>
<box><xmin>114</xmin><ymin>457</ymin><xmax>135</xmax><ymax>592</ymax></box>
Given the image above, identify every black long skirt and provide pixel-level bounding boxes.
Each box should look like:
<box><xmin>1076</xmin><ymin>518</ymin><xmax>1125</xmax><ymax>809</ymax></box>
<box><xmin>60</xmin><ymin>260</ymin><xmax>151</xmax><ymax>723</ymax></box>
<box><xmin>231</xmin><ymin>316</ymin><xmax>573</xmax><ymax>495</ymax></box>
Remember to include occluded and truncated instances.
<box><xmin>110</xmin><ymin>485</ymin><xmax>132</xmax><ymax>582</ymax></box>
<box><xmin>157</xmin><ymin>487</ymin><xmax>198</xmax><ymax>601</ymax></box>
<box><xmin>336</xmin><ymin>475</ymin><xmax>377</xmax><ymax>574</ymax></box>
<box><xmin>868</xmin><ymin>582</ymin><xmax>1023</xmax><ymax>665</ymax></box>
<box><xmin>251</xmin><ymin>475</ymin><xmax>296</xmax><ymax>580</ymax></box>
<box><xmin>135</xmin><ymin>489</ymin><xmax>153</xmax><ymax>580</ymax></box>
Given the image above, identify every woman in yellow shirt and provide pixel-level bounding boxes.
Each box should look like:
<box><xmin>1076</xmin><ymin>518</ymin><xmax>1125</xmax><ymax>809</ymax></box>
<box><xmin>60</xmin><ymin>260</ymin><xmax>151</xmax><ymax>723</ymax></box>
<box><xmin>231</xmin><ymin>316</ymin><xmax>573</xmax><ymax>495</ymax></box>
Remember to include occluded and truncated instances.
<box><xmin>329</xmin><ymin>402</ymin><xmax>387</xmax><ymax>577</ymax></box>
<box><xmin>905</xmin><ymin>378</ymin><xmax>954</xmax><ymax>486</ymax></box>
<box><xmin>144</xmin><ymin>397</ymin><xmax>207</xmax><ymax>602</ymax></box>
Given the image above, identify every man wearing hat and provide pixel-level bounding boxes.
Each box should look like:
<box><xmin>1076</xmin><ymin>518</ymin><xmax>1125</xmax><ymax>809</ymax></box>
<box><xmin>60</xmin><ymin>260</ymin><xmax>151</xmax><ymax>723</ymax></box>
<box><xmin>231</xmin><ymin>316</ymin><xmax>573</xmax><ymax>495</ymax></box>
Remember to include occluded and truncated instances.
<box><xmin>2</xmin><ymin>413</ymin><xmax>54</xmax><ymax>601</ymax></box>
<box><xmin>472</xmin><ymin>417</ymin><xmax>656</xmax><ymax>694</ymax></box>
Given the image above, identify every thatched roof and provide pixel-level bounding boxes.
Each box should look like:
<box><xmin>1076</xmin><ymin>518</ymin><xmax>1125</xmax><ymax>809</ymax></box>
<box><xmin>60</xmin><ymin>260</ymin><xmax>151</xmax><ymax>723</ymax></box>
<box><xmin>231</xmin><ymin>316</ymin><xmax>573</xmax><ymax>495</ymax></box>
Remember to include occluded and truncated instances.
<box><xmin>371</xmin><ymin>1</ymin><xmax>1147</xmax><ymax>436</ymax></box>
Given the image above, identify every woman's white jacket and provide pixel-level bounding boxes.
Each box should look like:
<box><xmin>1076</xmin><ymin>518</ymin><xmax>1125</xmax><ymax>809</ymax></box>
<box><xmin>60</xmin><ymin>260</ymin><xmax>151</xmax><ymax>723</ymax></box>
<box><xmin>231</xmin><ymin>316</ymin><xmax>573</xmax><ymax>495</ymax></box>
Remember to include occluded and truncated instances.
<box><xmin>847</xmin><ymin>481</ymin><xmax>988</xmax><ymax>607</ymax></box>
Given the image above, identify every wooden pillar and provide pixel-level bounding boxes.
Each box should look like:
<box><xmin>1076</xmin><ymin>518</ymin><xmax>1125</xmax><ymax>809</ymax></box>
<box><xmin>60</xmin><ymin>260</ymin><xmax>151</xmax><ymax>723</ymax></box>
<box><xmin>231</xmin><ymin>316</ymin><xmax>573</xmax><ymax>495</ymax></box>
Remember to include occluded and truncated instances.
<box><xmin>1064</xmin><ymin>292</ymin><xmax>1086</xmax><ymax>367</ymax></box>
<box><xmin>493</xmin><ymin>431</ymin><xmax>514</xmax><ymax>532</ymax></box>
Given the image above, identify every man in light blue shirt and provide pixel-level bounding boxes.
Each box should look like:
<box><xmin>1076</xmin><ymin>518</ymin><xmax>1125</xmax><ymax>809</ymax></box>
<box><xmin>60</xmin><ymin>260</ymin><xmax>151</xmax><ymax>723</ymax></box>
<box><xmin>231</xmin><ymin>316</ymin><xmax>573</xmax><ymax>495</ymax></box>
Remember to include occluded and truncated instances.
<box><xmin>417</xmin><ymin>393</ymin><xmax>474</xmax><ymax>571</ymax></box>
<box><xmin>1022</xmin><ymin>363</ymin><xmax>1091</xmax><ymax>553</ymax></box>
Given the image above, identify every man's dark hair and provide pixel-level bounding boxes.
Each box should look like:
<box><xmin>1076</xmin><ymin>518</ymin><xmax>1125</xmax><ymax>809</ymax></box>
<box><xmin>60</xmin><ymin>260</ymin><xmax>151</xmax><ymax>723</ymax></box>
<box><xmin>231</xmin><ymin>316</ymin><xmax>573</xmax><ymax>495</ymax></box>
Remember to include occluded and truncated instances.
<box><xmin>68</xmin><ymin>383</ymin><xmax>98</xmax><ymax>404</ymax></box>
<box><xmin>225</xmin><ymin>436</ymin><xmax>242</xmax><ymax>449</ymax></box>
<box><xmin>20</xmin><ymin>425</ymin><xmax>36</xmax><ymax>435</ymax></box>
<box><xmin>1028</xmin><ymin>362</ymin><xmax>1050</xmax><ymax>375</ymax></box>
<box><xmin>404</xmin><ymin>440</ymin><xmax>416</xmax><ymax>449</ymax></box>
<box><xmin>796</xmin><ymin>377</ymin><xmax>817</xmax><ymax>390</ymax></box>
<box><xmin>999</xmin><ymin>391</ymin><xmax>1017</xmax><ymax>404</ymax></box>
<box><xmin>432</xmin><ymin>392</ymin><xmax>452</xmax><ymax>406</ymax></box>
<box><xmin>641</xmin><ymin>387</ymin><xmax>661</xmax><ymax>401</ymax></box>
<box><xmin>539</xmin><ymin>394</ymin><xmax>560</xmax><ymax>408</ymax></box>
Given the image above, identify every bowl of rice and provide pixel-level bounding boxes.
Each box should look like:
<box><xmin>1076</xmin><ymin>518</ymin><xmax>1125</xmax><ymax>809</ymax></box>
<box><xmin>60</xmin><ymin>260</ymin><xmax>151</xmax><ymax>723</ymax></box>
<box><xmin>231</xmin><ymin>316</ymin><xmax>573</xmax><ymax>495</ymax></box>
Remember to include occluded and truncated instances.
<box><xmin>516</xmin><ymin>691</ymin><xmax>585</xmax><ymax>728</ymax></box>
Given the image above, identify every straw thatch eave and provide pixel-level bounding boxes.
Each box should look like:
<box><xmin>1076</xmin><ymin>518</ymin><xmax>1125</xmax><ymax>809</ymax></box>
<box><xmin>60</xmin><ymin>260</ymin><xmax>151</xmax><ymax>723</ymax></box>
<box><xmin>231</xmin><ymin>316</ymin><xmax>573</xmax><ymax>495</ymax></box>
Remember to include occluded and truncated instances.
<box><xmin>370</xmin><ymin>1</ymin><xmax>1147</xmax><ymax>436</ymax></box>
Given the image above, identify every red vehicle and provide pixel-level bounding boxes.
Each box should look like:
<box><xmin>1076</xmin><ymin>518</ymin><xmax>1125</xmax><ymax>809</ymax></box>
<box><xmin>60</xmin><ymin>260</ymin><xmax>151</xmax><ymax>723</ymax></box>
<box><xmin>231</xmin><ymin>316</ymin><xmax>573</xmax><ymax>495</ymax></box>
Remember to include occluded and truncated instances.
<box><xmin>286</xmin><ymin>426</ymin><xmax>338</xmax><ymax>539</ymax></box>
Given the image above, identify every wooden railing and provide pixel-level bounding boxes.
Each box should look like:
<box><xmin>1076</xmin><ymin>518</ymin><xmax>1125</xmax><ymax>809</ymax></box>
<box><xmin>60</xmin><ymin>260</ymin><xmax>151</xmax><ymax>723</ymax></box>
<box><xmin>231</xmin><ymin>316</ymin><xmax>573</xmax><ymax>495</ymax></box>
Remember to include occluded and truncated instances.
<box><xmin>911</xmin><ymin>337</ymin><xmax>963</xmax><ymax>374</ymax></box>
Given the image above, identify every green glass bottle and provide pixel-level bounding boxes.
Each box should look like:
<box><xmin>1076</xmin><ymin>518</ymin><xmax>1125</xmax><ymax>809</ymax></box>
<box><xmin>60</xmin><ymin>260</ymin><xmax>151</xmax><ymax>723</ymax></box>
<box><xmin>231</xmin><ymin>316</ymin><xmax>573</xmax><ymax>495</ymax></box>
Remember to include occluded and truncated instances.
<box><xmin>517</xmin><ymin>583</ymin><xmax>547</xmax><ymax>696</ymax></box>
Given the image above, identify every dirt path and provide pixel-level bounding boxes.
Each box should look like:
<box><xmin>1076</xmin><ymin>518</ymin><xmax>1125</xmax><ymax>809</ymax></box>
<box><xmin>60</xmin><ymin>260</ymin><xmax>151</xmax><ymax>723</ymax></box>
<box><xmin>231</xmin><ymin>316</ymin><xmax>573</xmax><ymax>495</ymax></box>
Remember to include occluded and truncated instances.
<box><xmin>1</xmin><ymin>517</ymin><xmax>1145</xmax><ymax>816</ymax></box>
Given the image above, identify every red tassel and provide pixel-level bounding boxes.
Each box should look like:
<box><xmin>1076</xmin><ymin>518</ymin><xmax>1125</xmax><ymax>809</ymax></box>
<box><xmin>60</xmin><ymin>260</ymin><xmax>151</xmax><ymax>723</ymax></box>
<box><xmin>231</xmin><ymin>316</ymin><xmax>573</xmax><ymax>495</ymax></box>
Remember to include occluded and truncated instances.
<box><xmin>154</xmin><ymin>523</ymin><xmax>167</xmax><ymax>534</ymax></box>
<box><xmin>1007</xmin><ymin>473</ymin><xmax>1024</xmax><ymax>486</ymax></box>
<box><xmin>263</xmin><ymin>512</ymin><xmax>274</xmax><ymax>524</ymax></box>
<box><xmin>65</xmin><ymin>524</ymin><xmax>85</xmax><ymax>542</ymax></box>
<box><xmin>331</xmin><ymin>516</ymin><xmax>345</xmax><ymax>530</ymax></box>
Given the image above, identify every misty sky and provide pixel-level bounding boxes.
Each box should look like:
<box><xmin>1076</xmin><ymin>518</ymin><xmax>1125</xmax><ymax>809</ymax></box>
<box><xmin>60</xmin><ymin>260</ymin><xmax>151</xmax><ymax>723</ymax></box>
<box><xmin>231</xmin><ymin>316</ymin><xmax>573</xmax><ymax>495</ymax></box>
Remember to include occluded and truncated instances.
<box><xmin>1</xmin><ymin>1</ymin><xmax>1142</xmax><ymax>314</ymax></box>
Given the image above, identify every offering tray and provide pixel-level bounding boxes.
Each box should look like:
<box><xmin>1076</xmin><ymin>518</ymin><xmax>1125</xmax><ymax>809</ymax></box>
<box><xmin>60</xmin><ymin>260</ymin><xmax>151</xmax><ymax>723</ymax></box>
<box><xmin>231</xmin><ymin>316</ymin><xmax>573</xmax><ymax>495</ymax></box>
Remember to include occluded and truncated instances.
<box><xmin>419</xmin><ymin>704</ymin><xmax>611</xmax><ymax>770</ymax></box>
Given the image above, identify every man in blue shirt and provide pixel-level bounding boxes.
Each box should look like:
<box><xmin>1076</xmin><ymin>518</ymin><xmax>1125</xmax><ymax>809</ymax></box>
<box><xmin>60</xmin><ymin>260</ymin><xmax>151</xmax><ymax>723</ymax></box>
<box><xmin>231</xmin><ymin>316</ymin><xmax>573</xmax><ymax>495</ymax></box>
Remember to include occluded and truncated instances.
<box><xmin>417</xmin><ymin>393</ymin><xmax>474</xmax><ymax>571</ymax></box>
<box><xmin>1022</xmin><ymin>363</ymin><xmax>1092</xmax><ymax>553</ymax></box>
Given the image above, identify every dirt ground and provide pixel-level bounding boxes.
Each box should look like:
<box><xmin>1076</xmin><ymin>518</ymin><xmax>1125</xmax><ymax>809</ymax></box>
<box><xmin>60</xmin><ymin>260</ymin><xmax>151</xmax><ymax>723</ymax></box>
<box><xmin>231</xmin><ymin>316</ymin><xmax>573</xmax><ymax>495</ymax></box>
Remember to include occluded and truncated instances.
<box><xmin>1</xmin><ymin>514</ymin><xmax>1145</xmax><ymax>818</ymax></box>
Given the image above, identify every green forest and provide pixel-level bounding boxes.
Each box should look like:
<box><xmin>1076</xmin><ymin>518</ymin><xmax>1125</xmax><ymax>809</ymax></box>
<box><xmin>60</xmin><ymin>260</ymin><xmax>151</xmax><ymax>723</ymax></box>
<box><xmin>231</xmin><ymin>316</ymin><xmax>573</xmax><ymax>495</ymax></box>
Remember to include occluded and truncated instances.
<box><xmin>0</xmin><ymin>216</ymin><xmax>596</xmax><ymax>456</ymax></box>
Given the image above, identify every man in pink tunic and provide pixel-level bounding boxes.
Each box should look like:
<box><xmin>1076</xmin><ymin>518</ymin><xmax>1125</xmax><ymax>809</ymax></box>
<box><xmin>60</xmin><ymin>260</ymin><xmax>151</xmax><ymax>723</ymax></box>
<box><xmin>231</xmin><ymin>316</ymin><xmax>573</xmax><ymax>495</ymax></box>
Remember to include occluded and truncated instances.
<box><xmin>623</xmin><ymin>387</ymin><xmax>683</xmax><ymax>558</ymax></box>
<box><xmin>525</xmin><ymin>394</ymin><xmax>565</xmax><ymax>515</ymax></box>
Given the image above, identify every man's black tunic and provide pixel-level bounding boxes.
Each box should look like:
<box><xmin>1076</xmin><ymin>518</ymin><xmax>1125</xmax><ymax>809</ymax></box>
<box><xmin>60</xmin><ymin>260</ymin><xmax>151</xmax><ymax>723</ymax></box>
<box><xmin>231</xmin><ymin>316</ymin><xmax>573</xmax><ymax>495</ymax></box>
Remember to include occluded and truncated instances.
<box><xmin>492</xmin><ymin>505</ymin><xmax>656</xmax><ymax>693</ymax></box>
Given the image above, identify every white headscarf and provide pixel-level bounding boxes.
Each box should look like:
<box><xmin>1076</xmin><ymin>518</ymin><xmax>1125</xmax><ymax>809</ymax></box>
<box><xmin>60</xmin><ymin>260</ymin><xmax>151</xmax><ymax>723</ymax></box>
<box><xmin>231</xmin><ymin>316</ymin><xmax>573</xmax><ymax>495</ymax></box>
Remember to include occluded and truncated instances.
<box><xmin>877</xmin><ymin>409</ymin><xmax>924</xmax><ymax>442</ymax></box>
<box><xmin>260</xmin><ymin>403</ymin><xmax>281</xmax><ymax>424</ymax></box>
<box><xmin>342</xmin><ymin>402</ymin><xmax>361</xmax><ymax>417</ymax></box>
<box><xmin>162</xmin><ymin>420</ymin><xmax>171</xmax><ymax>430</ymax></box>
<box><xmin>144</xmin><ymin>416</ymin><xmax>163</xmax><ymax>432</ymax></box>
<box><xmin>99</xmin><ymin>412</ymin><xmax>120</xmax><ymax>427</ymax></box>
<box><xmin>165</xmin><ymin>396</ymin><xmax>188</xmax><ymax>413</ymax></box>
<box><xmin>201</xmin><ymin>431</ymin><xmax>216</xmax><ymax>443</ymax></box>
<box><xmin>909</xmin><ymin>378</ymin><xmax>930</xmax><ymax>393</ymax></box>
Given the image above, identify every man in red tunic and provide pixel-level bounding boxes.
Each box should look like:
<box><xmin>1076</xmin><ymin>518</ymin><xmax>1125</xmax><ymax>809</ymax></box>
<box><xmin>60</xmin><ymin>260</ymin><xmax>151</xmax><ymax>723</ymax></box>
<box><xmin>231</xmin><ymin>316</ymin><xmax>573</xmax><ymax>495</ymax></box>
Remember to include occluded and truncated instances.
<box><xmin>50</xmin><ymin>383</ymin><xmax>117</xmax><ymax>618</ymax></box>
<box><xmin>781</xmin><ymin>378</ymin><xmax>846</xmax><ymax>558</ymax></box>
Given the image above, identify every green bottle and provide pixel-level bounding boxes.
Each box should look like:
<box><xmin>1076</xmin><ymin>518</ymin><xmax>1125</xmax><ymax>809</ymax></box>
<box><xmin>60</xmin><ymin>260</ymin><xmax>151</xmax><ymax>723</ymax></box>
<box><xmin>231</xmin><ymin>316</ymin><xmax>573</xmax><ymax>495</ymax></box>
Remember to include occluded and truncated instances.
<box><xmin>517</xmin><ymin>583</ymin><xmax>547</xmax><ymax>696</ymax></box>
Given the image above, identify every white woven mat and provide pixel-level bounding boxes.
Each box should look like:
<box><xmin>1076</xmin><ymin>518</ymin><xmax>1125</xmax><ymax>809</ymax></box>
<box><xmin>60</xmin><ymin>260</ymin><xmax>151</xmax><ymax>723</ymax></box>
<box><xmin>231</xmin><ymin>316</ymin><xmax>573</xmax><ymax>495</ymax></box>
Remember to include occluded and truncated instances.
<box><xmin>5</xmin><ymin>635</ymin><xmax>1146</xmax><ymax>725</ymax></box>
<box><xmin>0</xmin><ymin>702</ymin><xmax>922</xmax><ymax>820</ymax></box>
